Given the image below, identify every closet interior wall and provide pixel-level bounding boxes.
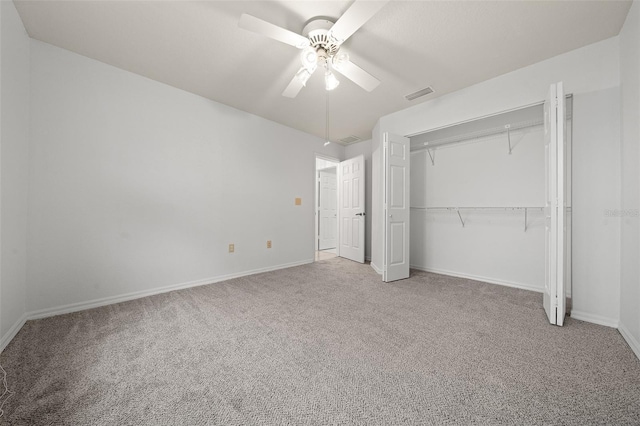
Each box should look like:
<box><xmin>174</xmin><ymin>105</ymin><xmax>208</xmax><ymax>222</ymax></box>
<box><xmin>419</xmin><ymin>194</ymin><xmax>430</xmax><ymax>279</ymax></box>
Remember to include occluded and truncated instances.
<box><xmin>409</xmin><ymin>102</ymin><xmax>572</xmax><ymax>293</ymax></box>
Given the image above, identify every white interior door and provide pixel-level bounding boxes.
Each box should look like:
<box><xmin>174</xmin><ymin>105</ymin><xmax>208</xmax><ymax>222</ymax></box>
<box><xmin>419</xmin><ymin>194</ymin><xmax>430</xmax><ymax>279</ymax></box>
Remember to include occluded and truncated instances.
<box><xmin>543</xmin><ymin>82</ymin><xmax>566</xmax><ymax>326</ymax></box>
<box><xmin>338</xmin><ymin>155</ymin><xmax>365</xmax><ymax>263</ymax></box>
<box><xmin>383</xmin><ymin>133</ymin><xmax>410</xmax><ymax>282</ymax></box>
<box><xmin>318</xmin><ymin>169</ymin><xmax>337</xmax><ymax>250</ymax></box>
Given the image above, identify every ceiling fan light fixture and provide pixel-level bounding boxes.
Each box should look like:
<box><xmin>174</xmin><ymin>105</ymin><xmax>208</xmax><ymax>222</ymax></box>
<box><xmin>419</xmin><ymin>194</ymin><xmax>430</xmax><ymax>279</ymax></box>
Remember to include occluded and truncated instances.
<box><xmin>295</xmin><ymin>66</ymin><xmax>314</xmax><ymax>86</ymax></box>
<box><xmin>332</xmin><ymin>52</ymin><xmax>349</xmax><ymax>71</ymax></box>
<box><xmin>300</xmin><ymin>46</ymin><xmax>318</xmax><ymax>71</ymax></box>
<box><xmin>325</xmin><ymin>70</ymin><xmax>340</xmax><ymax>91</ymax></box>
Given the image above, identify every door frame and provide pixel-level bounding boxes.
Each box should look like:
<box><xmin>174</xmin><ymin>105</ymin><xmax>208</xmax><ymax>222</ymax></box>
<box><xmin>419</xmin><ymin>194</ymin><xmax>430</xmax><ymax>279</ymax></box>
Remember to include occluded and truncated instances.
<box><xmin>318</xmin><ymin>168</ymin><xmax>338</xmax><ymax>250</ymax></box>
<box><xmin>314</xmin><ymin>154</ymin><xmax>340</xmax><ymax>256</ymax></box>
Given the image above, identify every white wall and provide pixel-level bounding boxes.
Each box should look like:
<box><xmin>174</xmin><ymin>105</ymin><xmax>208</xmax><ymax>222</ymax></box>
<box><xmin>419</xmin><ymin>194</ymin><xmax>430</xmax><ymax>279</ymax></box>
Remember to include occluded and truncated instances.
<box><xmin>571</xmin><ymin>87</ymin><xmax>621</xmax><ymax>324</ymax></box>
<box><xmin>619</xmin><ymin>0</ymin><xmax>640</xmax><ymax>358</ymax></box>
<box><xmin>1</xmin><ymin>0</ymin><xmax>30</xmax><ymax>347</ymax></box>
<box><xmin>409</xmin><ymin>125</ymin><xmax>546</xmax><ymax>292</ymax></box>
<box><xmin>374</xmin><ymin>36</ymin><xmax>622</xmax><ymax>326</ymax></box>
<box><xmin>344</xmin><ymin>139</ymin><xmax>372</xmax><ymax>261</ymax></box>
<box><xmin>26</xmin><ymin>40</ymin><xmax>343</xmax><ymax>315</ymax></box>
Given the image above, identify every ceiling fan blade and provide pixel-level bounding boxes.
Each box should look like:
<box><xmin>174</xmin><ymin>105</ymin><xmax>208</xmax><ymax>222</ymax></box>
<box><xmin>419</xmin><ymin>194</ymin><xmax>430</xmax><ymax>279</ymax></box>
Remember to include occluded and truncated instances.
<box><xmin>282</xmin><ymin>74</ymin><xmax>305</xmax><ymax>98</ymax></box>
<box><xmin>328</xmin><ymin>0</ymin><xmax>389</xmax><ymax>43</ymax></box>
<box><xmin>239</xmin><ymin>14</ymin><xmax>309</xmax><ymax>48</ymax></box>
<box><xmin>332</xmin><ymin>59</ymin><xmax>380</xmax><ymax>92</ymax></box>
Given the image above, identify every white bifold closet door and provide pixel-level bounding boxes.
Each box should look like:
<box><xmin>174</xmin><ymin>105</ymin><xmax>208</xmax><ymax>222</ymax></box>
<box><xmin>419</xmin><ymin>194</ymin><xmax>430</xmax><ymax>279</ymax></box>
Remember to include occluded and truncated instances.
<box><xmin>338</xmin><ymin>155</ymin><xmax>365</xmax><ymax>263</ymax></box>
<box><xmin>383</xmin><ymin>133</ymin><xmax>410</xmax><ymax>282</ymax></box>
<box><xmin>544</xmin><ymin>82</ymin><xmax>568</xmax><ymax>326</ymax></box>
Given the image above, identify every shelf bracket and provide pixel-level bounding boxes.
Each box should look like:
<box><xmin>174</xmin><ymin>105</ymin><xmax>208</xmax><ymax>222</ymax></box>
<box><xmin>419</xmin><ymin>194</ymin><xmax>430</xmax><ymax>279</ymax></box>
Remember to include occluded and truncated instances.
<box><xmin>506</xmin><ymin>124</ymin><xmax>512</xmax><ymax>155</ymax></box>
<box><xmin>524</xmin><ymin>207</ymin><xmax>528</xmax><ymax>232</ymax></box>
<box><xmin>427</xmin><ymin>149</ymin><xmax>435</xmax><ymax>166</ymax></box>
<box><xmin>456</xmin><ymin>209</ymin><xmax>465</xmax><ymax>227</ymax></box>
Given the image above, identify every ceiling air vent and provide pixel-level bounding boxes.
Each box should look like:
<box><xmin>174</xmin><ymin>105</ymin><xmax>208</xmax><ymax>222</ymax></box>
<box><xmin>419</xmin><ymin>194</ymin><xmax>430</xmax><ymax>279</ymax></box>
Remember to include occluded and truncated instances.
<box><xmin>405</xmin><ymin>86</ymin><xmax>434</xmax><ymax>101</ymax></box>
<box><xmin>339</xmin><ymin>135</ymin><xmax>361</xmax><ymax>144</ymax></box>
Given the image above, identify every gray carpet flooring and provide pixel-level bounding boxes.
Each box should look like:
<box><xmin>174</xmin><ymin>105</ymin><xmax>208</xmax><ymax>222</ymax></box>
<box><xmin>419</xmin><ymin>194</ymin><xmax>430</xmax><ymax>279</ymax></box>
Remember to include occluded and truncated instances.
<box><xmin>1</xmin><ymin>257</ymin><xmax>639</xmax><ymax>425</ymax></box>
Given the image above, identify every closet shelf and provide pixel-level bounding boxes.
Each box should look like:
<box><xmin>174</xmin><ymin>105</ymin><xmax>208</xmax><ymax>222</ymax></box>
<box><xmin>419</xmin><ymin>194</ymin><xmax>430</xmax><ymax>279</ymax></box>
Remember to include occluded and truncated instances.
<box><xmin>411</xmin><ymin>119</ymin><xmax>544</xmax><ymax>156</ymax></box>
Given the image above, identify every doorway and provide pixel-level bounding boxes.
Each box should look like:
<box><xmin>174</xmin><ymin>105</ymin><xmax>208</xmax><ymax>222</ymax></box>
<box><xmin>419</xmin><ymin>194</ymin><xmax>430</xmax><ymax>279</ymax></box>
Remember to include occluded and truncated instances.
<box><xmin>315</xmin><ymin>156</ymin><xmax>339</xmax><ymax>261</ymax></box>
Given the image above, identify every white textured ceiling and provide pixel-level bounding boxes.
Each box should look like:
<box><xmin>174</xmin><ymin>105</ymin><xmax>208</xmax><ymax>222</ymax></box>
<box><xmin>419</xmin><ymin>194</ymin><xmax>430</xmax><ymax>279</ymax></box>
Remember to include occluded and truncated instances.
<box><xmin>14</xmin><ymin>0</ymin><xmax>632</xmax><ymax>144</ymax></box>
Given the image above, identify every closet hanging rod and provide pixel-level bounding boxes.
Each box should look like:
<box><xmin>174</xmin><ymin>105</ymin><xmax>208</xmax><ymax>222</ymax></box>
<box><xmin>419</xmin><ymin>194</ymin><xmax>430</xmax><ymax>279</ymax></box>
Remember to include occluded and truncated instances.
<box><xmin>410</xmin><ymin>206</ymin><xmax>545</xmax><ymax>210</ymax></box>
<box><xmin>410</xmin><ymin>206</ymin><xmax>548</xmax><ymax>232</ymax></box>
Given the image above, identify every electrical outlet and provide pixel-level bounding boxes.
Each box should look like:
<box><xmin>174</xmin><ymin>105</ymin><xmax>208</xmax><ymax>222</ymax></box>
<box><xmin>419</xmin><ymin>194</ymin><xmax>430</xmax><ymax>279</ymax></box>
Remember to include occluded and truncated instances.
<box><xmin>228</xmin><ymin>243</ymin><xmax>234</xmax><ymax>253</ymax></box>
<box><xmin>267</xmin><ymin>240</ymin><xmax>272</xmax><ymax>249</ymax></box>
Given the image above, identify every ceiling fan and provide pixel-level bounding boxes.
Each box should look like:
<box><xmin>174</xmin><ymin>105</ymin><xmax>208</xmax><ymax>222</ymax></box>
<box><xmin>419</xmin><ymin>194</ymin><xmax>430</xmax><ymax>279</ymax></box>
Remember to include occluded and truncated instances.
<box><xmin>239</xmin><ymin>0</ymin><xmax>388</xmax><ymax>98</ymax></box>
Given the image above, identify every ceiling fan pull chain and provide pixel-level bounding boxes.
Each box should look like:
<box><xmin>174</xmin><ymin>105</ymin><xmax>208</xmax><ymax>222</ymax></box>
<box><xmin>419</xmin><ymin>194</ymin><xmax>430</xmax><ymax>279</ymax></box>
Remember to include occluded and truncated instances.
<box><xmin>326</xmin><ymin>92</ymin><xmax>330</xmax><ymax>142</ymax></box>
<box><xmin>324</xmin><ymin>91</ymin><xmax>331</xmax><ymax>147</ymax></box>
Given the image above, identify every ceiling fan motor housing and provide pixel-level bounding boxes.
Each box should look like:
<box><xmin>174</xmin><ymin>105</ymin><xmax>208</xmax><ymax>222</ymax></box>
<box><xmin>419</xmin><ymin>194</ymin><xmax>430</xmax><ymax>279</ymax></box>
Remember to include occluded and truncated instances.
<box><xmin>238</xmin><ymin>3</ymin><xmax>384</xmax><ymax>98</ymax></box>
<box><xmin>303</xmin><ymin>18</ymin><xmax>340</xmax><ymax>57</ymax></box>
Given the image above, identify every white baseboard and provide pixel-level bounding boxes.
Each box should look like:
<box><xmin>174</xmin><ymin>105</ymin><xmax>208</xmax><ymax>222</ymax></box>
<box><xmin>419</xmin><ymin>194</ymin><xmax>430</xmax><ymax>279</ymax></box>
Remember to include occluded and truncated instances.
<box><xmin>570</xmin><ymin>310</ymin><xmax>619</xmax><ymax>328</ymax></box>
<box><xmin>0</xmin><ymin>313</ymin><xmax>28</xmax><ymax>353</ymax></box>
<box><xmin>618</xmin><ymin>323</ymin><xmax>640</xmax><ymax>361</ymax></box>
<box><xmin>412</xmin><ymin>266</ymin><xmax>623</xmax><ymax>330</ymax></box>
<box><xmin>4</xmin><ymin>259</ymin><xmax>631</xmax><ymax>359</ymax></box>
<box><xmin>28</xmin><ymin>259</ymin><xmax>314</xmax><ymax>321</ymax></box>
<box><xmin>410</xmin><ymin>265</ymin><xmax>544</xmax><ymax>294</ymax></box>
<box><xmin>1</xmin><ymin>259</ymin><xmax>314</xmax><ymax>353</ymax></box>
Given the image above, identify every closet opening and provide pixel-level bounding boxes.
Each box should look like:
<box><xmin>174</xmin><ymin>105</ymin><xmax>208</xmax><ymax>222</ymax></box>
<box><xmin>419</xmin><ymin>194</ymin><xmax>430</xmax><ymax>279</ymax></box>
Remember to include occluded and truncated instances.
<box><xmin>315</xmin><ymin>155</ymin><xmax>339</xmax><ymax>262</ymax></box>
<box><xmin>407</xmin><ymin>96</ymin><xmax>573</xmax><ymax>312</ymax></box>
